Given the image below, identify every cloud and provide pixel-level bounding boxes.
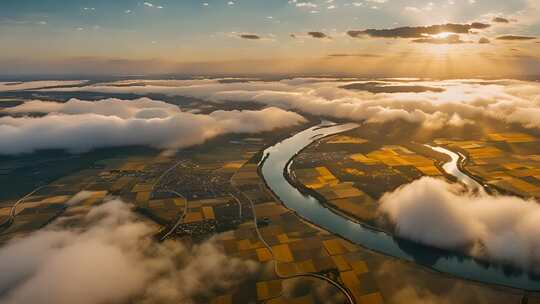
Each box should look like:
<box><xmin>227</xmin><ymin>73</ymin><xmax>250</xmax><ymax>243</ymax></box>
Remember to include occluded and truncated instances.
<box><xmin>143</xmin><ymin>2</ymin><xmax>163</xmax><ymax>9</ymax></box>
<box><xmin>496</xmin><ymin>35</ymin><xmax>537</xmax><ymax>40</ymax></box>
<box><xmin>65</xmin><ymin>191</ymin><xmax>97</xmax><ymax>206</ymax></box>
<box><xmin>0</xmin><ymin>81</ymin><xmax>87</xmax><ymax>92</ymax></box>
<box><xmin>293</xmin><ymin>1</ymin><xmax>318</xmax><ymax>8</ymax></box>
<box><xmin>36</xmin><ymin>78</ymin><xmax>540</xmax><ymax>132</ymax></box>
<box><xmin>380</xmin><ymin>177</ymin><xmax>540</xmax><ymax>273</ymax></box>
<box><xmin>492</xmin><ymin>17</ymin><xmax>510</xmax><ymax>23</ymax></box>
<box><xmin>307</xmin><ymin>31</ymin><xmax>329</xmax><ymax>39</ymax></box>
<box><xmin>347</xmin><ymin>23</ymin><xmax>490</xmax><ymax>39</ymax></box>
<box><xmin>239</xmin><ymin>34</ymin><xmax>261</xmax><ymax>40</ymax></box>
<box><xmin>412</xmin><ymin>34</ymin><xmax>466</xmax><ymax>44</ymax></box>
<box><xmin>0</xmin><ymin>98</ymin><xmax>306</xmax><ymax>154</ymax></box>
<box><xmin>326</xmin><ymin>53</ymin><xmax>382</xmax><ymax>58</ymax></box>
<box><xmin>478</xmin><ymin>37</ymin><xmax>490</xmax><ymax>44</ymax></box>
<box><xmin>341</xmin><ymin>82</ymin><xmax>445</xmax><ymax>93</ymax></box>
<box><xmin>4</xmin><ymin>97</ymin><xmax>180</xmax><ymax>119</ymax></box>
<box><xmin>375</xmin><ymin>259</ymin><xmax>520</xmax><ymax>304</ymax></box>
<box><xmin>0</xmin><ymin>198</ymin><xmax>258</xmax><ymax>304</ymax></box>
<box><xmin>282</xmin><ymin>278</ymin><xmax>345</xmax><ymax>304</ymax></box>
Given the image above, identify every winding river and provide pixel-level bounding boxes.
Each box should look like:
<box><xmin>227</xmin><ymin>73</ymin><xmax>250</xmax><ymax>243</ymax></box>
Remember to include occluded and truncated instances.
<box><xmin>426</xmin><ymin>145</ymin><xmax>483</xmax><ymax>190</ymax></box>
<box><xmin>260</xmin><ymin>122</ymin><xmax>540</xmax><ymax>291</ymax></box>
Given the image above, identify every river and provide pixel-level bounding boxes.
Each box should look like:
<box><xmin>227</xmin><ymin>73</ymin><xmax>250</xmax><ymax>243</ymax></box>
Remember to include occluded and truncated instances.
<box><xmin>259</xmin><ymin>122</ymin><xmax>540</xmax><ymax>291</ymax></box>
<box><xmin>426</xmin><ymin>145</ymin><xmax>483</xmax><ymax>190</ymax></box>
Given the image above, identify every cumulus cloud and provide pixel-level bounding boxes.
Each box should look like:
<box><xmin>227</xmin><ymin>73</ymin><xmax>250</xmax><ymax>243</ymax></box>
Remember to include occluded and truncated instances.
<box><xmin>4</xmin><ymin>97</ymin><xmax>180</xmax><ymax>119</ymax></box>
<box><xmin>347</xmin><ymin>23</ymin><xmax>490</xmax><ymax>39</ymax></box>
<box><xmin>0</xmin><ymin>198</ymin><xmax>258</xmax><ymax>304</ymax></box>
<box><xmin>380</xmin><ymin>177</ymin><xmax>540</xmax><ymax>273</ymax></box>
<box><xmin>0</xmin><ymin>98</ymin><xmax>306</xmax><ymax>154</ymax></box>
<box><xmin>36</xmin><ymin>78</ymin><xmax>540</xmax><ymax>132</ymax></box>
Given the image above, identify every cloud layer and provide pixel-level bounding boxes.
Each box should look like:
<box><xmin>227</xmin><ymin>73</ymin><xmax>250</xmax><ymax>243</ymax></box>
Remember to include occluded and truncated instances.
<box><xmin>0</xmin><ymin>198</ymin><xmax>258</xmax><ymax>304</ymax></box>
<box><xmin>38</xmin><ymin>78</ymin><xmax>540</xmax><ymax>131</ymax></box>
<box><xmin>0</xmin><ymin>81</ymin><xmax>87</xmax><ymax>92</ymax></box>
<box><xmin>0</xmin><ymin>97</ymin><xmax>306</xmax><ymax>154</ymax></box>
<box><xmin>380</xmin><ymin>177</ymin><xmax>540</xmax><ymax>273</ymax></box>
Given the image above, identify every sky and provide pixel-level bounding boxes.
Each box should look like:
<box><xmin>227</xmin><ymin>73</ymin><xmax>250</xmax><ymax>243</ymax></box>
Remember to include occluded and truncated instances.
<box><xmin>1</xmin><ymin>0</ymin><xmax>539</xmax><ymax>77</ymax></box>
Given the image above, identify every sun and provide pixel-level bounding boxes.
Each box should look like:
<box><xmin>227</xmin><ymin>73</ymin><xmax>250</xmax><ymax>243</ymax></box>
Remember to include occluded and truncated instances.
<box><xmin>430</xmin><ymin>32</ymin><xmax>456</xmax><ymax>39</ymax></box>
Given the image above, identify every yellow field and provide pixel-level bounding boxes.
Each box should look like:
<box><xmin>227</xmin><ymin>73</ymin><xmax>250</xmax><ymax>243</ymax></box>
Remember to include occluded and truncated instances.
<box><xmin>441</xmin><ymin>135</ymin><xmax>540</xmax><ymax>198</ymax></box>
<box><xmin>326</xmin><ymin>135</ymin><xmax>369</xmax><ymax>144</ymax></box>
<box><xmin>271</xmin><ymin>244</ymin><xmax>294</xmax><ymax>262</ymax></box>
<box><xmin>257</xmin><ymin>280</ymin><xmax>282</xmax><ymax>301</ymax></box>
<box><xmin>41</xmin><ymin>195</ymin><xmax>70</xmax><ymax>204</ymax></box>
<box><xmin>344</xmin><ymin>168</ymin><xmax>365</xmax><ymax>176</ymax></box>
<box><xmin>135</xmin><ymin>191</ymin><xmax>151</xmax><ymax>204</ymax></box>
<box><xmin>222</xmin><ymin>160</ymin><xmax>246</xmax><ymax>169</ymax></box>
<box><xmin>131</xmin><ymin>183</ymin><xmax>153</xmax><ymax>192</ymax></box>
<box><xmin>256</xmin><ymin>248</ymin><xmax>273</xmax><ymax>262</ymax></box>
<box><xmin>184</xmin><ymin>212</ymin><xmax>203</xmax><ymax>223</ymax></box>
<box><xmin>255</xmin><ymin>202</ymin><xmax>289</xmax><ymax>217</ymax></box>
<box><xmin>202</xmin><ymin>206</ymin><xmax>215</xmax><ymax>219</ymax></box>
<box><xmin>351</xmin><ymin>260</ymin><xmax>369</xmax><ymax>274</ymax></box>
<box><xmin>173</xmin><ymin>198</ymin><xmax>187</xmax><ymax>206</ymax></box>
<box><xmin>350</xmin><ymin>153</ymin><xmax>380</xmax><ymax>164</ymax></box>
<box><xmin>332</xmin><ymin>255</ymin><xmax>351</xmax><ymax>271</ymax></box>
<box><xmin>120</xmin><ymin>162</ymin><xmax>146</xmax><ymax>171</ymax></box>
<box><xmin>350</xmin><ymin>145</ymin><xmax>442</xmax><ymax>176</ymax></box>
<box><xmin>323</xmin><ymin>239</ymin><xmax>347</xmax><ymax>255</ymax></box>
<box><xmin>465</xmin><ymin>146</ymin><xmax>504</xmax><ymax>159</ymax></box>
<box><xmin>296</xmin><ymin>259</ymin><xmax>317</xmax><ymax>273</ymax></box>
<box><xmin>488</xmin><ymin>132</ymin><xmax>536</xmax><ymax>143</ymax></box>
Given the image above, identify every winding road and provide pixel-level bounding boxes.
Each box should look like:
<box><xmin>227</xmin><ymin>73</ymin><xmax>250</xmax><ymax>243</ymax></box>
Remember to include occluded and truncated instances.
<box><xmin>0</xmin><ymin>186</ymin><xmax>47</xmax><ymax>230</ymax></box>
<box><xmin>151</xmin><ymin>160</ymin><xmax>190</xmax><ymax>241</ymax></box>
<box><xmin>239</xmin><ymin>185</ymin><xmax>356</xmax><ymax>304</ymax></box>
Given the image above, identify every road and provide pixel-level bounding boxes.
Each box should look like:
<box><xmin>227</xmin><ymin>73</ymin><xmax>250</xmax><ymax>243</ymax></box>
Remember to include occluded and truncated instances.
<box><xmin>159</xmin><ymin>190</ymin><xmax>189</xmax><ymax>241</ymax></box>
<box><xmin>155</xmin><ymin>158</ymin><xmax>353</xmax><ymax>302</ymax></box>
<box><xmin>0</xmin><ymin>186</ymin><xmax>47</xmax><ymax>230</ymax></box>
<box><xmin>236</xmin><ymin>185</ymin><xmax>356</xmax><ymax>304</ymax></box>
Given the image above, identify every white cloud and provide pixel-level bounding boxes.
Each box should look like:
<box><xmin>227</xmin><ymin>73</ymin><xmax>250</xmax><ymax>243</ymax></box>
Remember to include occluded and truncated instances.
<box><xmin>380</xmin><ymin>177</ymin><xmax>540</xmax><ymax>273</ymax></box>
<box><xmin>39</xmin><ymin>78</ymin><xmax>540</xmax><ymax>131</ymax></box>
<box><xmin>5</xmin><ymin>97</ymin><xmax>181</xmax><ymax>119</ymax></box>
<box><xmin>295</xmin><ymin>2</ymin><xmax>318</xmax><ymax>8</ymax></box>
<box><xmin>143</xmin><ymin>2</ymin><xmax>162</xmax><ymax>8</ymax></box>
<box><xmin>0</xmin><ymin>98</ymin><xmax>306</xmax><ymax>154</ymax></box>
<box><xmin>0</xmin><ymin>198</ymin><xmax>259</xmax><ymax>304</ymax></box>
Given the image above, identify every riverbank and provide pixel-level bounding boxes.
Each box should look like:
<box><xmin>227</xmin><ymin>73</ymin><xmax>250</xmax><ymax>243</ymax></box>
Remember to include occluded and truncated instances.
<box><xmin>259</xmin><ymin>122</ymin><xmax>540</xmax><ymax>292</ymax></box>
